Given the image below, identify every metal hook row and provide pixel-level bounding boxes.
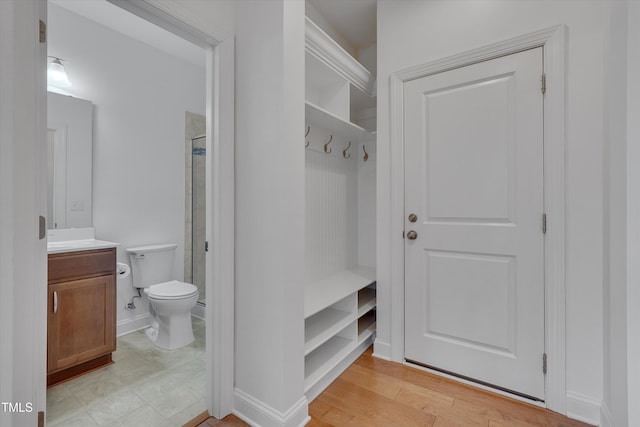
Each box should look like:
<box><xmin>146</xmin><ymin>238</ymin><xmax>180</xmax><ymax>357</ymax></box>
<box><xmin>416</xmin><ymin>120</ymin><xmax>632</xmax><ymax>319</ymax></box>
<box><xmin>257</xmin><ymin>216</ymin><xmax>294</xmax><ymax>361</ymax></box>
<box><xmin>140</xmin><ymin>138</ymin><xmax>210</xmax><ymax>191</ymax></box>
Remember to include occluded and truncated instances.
<box><xmin>305</xmin><ymin>127</ymin><xmax>368</xmax><ymax>161</ymax></box>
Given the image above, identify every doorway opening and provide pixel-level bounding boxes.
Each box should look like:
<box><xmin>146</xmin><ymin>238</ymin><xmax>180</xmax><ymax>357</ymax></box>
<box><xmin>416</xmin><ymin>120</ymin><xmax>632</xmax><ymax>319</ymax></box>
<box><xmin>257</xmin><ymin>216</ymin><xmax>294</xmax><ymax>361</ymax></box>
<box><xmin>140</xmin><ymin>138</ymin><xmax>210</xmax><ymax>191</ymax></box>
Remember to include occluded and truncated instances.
<box><xmin>45</xmin><ymin>1</ymin><xmax>210</xmax><ymax>425</ymax></box>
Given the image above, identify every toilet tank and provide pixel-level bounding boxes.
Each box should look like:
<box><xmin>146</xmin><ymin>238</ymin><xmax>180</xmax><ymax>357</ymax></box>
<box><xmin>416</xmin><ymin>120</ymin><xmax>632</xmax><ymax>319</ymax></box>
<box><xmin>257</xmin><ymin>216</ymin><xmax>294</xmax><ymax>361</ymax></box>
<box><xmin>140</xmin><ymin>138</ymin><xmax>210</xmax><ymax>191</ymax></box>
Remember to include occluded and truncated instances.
<box><xmin>126</xmin><ymin>243</ymin><xmax>177</xmax><ymax>288</ymax></box>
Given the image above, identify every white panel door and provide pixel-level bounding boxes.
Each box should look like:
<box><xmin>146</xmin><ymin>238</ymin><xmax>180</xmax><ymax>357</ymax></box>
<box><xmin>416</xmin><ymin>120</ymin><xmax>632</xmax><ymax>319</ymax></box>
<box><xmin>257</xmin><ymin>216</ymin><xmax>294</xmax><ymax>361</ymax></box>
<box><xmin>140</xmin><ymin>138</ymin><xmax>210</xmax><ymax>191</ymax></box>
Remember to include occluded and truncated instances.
<box><xmin>404</xmin><ymin>47</ymin><xmax>545</xmax><ymax>400</ymax></box>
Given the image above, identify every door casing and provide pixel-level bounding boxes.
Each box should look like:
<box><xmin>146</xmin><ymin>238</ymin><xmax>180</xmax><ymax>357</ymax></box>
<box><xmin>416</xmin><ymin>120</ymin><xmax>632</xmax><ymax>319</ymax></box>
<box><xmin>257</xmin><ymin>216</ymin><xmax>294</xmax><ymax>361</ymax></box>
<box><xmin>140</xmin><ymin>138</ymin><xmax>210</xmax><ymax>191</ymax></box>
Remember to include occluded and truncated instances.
<box><xmin>383</xmin><ymin>25</ymin><xmax>567</xmax><ymax>413</ymax></box>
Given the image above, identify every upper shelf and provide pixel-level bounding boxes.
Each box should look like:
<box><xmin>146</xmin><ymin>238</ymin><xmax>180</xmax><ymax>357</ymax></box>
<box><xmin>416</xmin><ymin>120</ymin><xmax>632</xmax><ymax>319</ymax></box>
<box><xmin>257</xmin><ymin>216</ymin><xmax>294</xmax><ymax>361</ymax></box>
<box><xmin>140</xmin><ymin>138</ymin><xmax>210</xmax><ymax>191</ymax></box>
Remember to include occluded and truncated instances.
<box><xmin>305</xmin><ymin>17</ymin><xmax>375</xmax><ymax>96</ymax></box>
<box><xmin>306</xmin><ymin>102</ymin><xmax>374</xmax><ymax>143</ymax></box>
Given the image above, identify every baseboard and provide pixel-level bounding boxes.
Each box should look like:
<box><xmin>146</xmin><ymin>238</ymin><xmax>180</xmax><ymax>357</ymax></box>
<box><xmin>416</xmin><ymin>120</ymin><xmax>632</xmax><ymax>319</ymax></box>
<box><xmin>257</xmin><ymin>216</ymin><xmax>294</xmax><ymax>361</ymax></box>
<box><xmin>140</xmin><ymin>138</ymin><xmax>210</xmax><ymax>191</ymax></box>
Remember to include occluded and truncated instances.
<box><xmin>566</xmin><ymin>391</ymin><xmax>602</xmax><ymax>426</ymax></box>
<box><xmin>373</xmin><ymin>337</ymin><xmax>391</xmax><ymax>360</ymax></box>
<box><xmin>233</xmin><ymin>390</ymin><xmax>309</xmax><ymax>427</ymax></box>
<box><xmin>116</xmin><ymin>313</ymin><xmax>150</xmax><ymax>337</ymax></box>
<box><xmin>600</xmin><ymin>400</ymin><xmax>613</xmax><ymax>427</ymax></box>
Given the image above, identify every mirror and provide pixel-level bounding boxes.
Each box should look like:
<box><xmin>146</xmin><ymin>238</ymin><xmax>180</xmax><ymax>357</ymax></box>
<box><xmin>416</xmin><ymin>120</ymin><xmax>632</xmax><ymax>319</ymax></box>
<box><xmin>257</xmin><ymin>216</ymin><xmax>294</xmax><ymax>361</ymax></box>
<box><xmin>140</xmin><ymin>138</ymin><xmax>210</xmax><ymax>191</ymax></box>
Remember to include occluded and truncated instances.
<box><xmin>47</xmin><ymin>92</ymin><xmax>93</xmax><ymax>229</ymax></box>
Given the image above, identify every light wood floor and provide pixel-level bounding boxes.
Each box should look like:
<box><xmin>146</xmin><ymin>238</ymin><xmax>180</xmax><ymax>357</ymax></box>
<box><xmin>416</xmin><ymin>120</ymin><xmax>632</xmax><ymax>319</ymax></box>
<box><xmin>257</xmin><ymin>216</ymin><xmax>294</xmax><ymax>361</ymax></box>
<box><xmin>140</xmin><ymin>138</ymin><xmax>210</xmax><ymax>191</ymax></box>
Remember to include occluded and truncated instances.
<box><xmin>196</xmin><ymin>347</ymin><xmax>593</xmax><ymax>427</ymax></box>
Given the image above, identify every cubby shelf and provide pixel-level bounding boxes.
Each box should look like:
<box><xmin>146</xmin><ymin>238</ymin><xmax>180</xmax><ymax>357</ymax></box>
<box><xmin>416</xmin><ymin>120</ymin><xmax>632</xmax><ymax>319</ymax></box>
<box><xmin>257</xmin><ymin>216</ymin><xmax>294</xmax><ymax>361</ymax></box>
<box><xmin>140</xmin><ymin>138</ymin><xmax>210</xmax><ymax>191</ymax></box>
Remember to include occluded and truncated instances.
<box><xmin>304</xmin><ymin>266</ymin><xmax>375</xmax><ymax>319</ymax></box>
<box><xmin>305</xmin><ymin>308</ymin><xmax>355</xmax><ymax>356</ymax></box>
<box><xmin>303</xmin><ymin>14</ymin><xmax>377</xmax><ymax>403</ymax></box>
<box><xmin>357</xmin><ymin>287</ymin><xmax>377</xmax><ymax>317</ymax></box>
<box><xmin>304</xmin><ymin>335</ymin><xmax>354</xmax><ymax>391</ymax></box>
<box><xmin>303</xmin><ymin>268</ymin><xmax>376</xmax><ymax>397</ymax></box>
<box><xmin>358</xmin><ymin>311</ymin><xmax>377</xmax><ymax>344</ymax></box>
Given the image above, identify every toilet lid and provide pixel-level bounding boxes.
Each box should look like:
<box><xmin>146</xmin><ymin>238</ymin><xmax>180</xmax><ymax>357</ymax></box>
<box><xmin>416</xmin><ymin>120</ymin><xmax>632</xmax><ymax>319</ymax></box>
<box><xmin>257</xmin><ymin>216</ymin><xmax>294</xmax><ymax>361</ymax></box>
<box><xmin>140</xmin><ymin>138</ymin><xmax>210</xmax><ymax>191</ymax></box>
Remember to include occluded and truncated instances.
<box><xmin>147</xmin><ymin>280</ymin><xmax>198</xmax><ymax>300</ymax></box>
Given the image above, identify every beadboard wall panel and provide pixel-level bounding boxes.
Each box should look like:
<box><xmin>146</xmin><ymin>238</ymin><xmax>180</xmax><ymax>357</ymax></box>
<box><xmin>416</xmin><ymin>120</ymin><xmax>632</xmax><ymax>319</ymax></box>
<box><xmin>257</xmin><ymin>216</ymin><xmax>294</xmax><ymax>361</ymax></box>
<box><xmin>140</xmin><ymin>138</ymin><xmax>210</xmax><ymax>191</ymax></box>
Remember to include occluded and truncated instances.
<box><xmin>305</xmin><ymin>144</ymin><xmax>358</xmax><ymax>283</ymax></box>
<box><xmin>358</xmin><ymin>140</ymin><xmax>376</xmax><ymax>269</ymax></box>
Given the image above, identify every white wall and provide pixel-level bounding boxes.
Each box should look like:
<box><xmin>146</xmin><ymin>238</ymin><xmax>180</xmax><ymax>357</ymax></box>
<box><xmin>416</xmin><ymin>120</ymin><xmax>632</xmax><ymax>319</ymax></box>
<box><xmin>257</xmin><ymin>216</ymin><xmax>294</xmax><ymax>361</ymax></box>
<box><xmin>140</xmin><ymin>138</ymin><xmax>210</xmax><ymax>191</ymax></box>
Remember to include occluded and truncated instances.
<box><xmin>234</xmin><ymin>1</ymin><xmax>307</xmax><ymax>425</ymax></box>
<box><xmin>47</xmin><ymin>3</ymin><xmax>205</xmax><ymax>332</ymax></box>
<box><xmin>603</xmin><ymin>2</ymin><xmax>629</xmax><ymax>426</ymax></box>
<box><xmin>603</xmin><ymin>4</ymin><xmax>640</xmax><ymax>426</ymax></box>
<box><xmin>626</xmin><ymin>5</ymin><xmax>640</xmax><ymax>425</ymax></box>
<box><xmin>377</xmin><ymin>0</ymin><xmax>608</xmax><ymax>423</ymax></box>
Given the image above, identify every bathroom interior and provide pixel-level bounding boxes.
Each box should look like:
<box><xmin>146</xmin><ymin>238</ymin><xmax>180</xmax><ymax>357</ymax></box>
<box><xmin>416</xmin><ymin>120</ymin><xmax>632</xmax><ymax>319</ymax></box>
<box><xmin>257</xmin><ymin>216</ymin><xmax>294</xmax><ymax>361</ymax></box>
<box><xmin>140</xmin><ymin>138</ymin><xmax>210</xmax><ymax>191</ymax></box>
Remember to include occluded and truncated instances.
<box><xmin>45</xmin><ymin>0</ymin><xmax>210</xmax><ymax>425</ymax></box>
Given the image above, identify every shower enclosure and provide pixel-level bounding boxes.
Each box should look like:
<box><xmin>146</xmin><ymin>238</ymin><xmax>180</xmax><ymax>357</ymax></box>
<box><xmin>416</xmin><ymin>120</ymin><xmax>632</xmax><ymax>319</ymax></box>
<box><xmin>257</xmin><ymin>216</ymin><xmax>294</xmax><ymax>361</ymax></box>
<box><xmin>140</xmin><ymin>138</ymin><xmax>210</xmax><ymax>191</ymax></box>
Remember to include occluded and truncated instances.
<box><xmin>190</xmin><ymin>135</ymin><xmax>206</xmax><ymax>306</ymax></box>
<box><xmin>184</xmin><ymin>110</ymin><xmax>206</xmax><ymax>314</ymax></box>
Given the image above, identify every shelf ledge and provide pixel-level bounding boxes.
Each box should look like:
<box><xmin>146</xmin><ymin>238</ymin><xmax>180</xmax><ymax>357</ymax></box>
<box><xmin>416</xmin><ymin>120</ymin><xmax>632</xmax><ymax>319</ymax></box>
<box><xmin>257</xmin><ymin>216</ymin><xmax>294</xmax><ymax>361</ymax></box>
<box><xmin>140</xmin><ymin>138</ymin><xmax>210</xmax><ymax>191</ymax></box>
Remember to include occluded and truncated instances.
<box><xmin>306</xmin><ymin>102</ymin><xmax>374</xmax><ymax>144</ymax></box>
<box><xmin>305</xmin><ymin>266</ymin><xmax>375</xmax><ymax>319</ymax></box>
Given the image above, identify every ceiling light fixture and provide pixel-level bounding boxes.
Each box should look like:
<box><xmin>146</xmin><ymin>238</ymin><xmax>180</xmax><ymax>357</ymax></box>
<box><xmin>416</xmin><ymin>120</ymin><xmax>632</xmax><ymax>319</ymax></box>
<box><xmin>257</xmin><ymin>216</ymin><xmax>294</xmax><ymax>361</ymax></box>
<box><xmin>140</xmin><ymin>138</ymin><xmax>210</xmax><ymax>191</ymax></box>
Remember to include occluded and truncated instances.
<box><xmin>47</xmin><ymin>56</ymin><xmax>72</xmax><ymax>88</ymax></box>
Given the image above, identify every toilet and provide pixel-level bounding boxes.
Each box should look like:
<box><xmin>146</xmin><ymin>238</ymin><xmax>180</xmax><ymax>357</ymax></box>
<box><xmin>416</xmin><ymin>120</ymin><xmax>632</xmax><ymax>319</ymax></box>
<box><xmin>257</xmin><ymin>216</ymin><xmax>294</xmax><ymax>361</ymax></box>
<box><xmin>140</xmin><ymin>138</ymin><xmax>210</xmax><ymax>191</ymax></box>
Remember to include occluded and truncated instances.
<box><xmin>126</xmin><ymin>243</ymin><xmax>199</xmax><ymax>350</ymax></box>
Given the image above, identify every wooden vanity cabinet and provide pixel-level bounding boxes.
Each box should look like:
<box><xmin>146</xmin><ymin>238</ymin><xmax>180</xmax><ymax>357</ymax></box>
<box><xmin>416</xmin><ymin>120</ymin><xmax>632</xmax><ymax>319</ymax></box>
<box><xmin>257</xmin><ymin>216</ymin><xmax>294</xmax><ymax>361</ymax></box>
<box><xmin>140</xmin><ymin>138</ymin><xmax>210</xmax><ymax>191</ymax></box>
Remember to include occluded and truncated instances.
<box><xmin>47</xmin><ymin>247</ymin><xmax>116</xmax><ymax>386</ymax></box>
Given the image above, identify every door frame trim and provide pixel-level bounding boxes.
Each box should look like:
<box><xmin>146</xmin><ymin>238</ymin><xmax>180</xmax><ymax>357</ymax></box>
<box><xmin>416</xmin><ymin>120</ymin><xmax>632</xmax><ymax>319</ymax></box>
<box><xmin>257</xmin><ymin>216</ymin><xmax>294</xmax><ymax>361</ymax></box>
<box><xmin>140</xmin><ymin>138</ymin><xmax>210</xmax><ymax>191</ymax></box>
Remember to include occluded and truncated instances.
<box><xmin>385</xmin><ymin>25</ymin><xmax>567</xmax><ymax>413</ymax></box>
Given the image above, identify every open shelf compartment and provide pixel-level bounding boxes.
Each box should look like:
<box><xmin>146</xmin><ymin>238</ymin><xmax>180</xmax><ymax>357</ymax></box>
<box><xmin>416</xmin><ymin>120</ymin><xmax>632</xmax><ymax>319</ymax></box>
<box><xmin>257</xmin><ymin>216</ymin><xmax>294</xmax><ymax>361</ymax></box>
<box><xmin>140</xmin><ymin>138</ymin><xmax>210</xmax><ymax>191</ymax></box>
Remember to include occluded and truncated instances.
<box><xmin>304</xmin><ymin>329</ymin><xmax>355</xmax><ymax>391</ymax></box>
<box><xmin>305</xmin><ymin>294</ymin><xmax>356</xmax><ymax>356</ymax></box>
<box><xmin>357</xmin><ymin>284</ymin><xmax>377</xmax><ymax>317</ymax></box>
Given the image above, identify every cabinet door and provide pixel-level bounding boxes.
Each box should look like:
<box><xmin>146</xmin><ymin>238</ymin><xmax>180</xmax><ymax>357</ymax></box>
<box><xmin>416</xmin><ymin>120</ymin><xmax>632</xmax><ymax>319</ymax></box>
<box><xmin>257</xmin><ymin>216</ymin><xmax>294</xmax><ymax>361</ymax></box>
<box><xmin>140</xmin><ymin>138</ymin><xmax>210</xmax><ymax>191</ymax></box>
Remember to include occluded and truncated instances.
<box><xmin>47</xmin><ymin>275</ymin><xmax>116</xmax><ymax>372</ymax></box>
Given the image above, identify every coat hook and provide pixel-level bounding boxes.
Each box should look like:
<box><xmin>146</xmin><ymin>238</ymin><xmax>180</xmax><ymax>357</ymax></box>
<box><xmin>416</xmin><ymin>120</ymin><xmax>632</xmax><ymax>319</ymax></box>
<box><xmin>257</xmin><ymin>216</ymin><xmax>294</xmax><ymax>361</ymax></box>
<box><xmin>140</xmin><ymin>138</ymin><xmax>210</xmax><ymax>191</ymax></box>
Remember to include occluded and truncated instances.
<box><xmin>323</xmin><ymin>134</ymin><xmax>333</xmax><ymax>154</ymax></box>
<box><xmin>343</xmin><ymin>141</ymin><xmax>352</xmax><ymax>159</ymax></box>
<box><xmin>305</xmin><ymin>126</ymin><xmax>310</xmax><ymax>148</ymax></box>
<box><xmin>362</xmin><ymin>144</ymin><xmax>369</xmax><ymax>162</ymax></box>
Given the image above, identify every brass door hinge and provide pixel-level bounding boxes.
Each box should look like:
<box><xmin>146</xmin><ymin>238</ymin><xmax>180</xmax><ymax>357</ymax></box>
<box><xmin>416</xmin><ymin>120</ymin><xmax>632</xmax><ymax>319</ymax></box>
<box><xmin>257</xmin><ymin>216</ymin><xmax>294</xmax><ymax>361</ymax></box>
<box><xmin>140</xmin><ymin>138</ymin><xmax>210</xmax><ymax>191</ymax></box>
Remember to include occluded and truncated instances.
<box><xmin>541</xmin><ymin>73</ymin><xmax>546</xmax><ymax>94</ymax></box>
<box><xmin>543</xmin><ymin>353</ymin><xmax>548</xmax><ymax>374</ymax></box>
<box><xmin>39</xmin><ymin>216</ymin><xmax>46</xmax><ymax>240</ymax></box>
<box><xmin>39</xmin><ymin>20</ymin><xmax>46</xmax><ymax>43</ymax></box>
<box><xmin>542</xmin><ymin>213</ymin><xmax>547</xmax><ymax>234</ymax></box>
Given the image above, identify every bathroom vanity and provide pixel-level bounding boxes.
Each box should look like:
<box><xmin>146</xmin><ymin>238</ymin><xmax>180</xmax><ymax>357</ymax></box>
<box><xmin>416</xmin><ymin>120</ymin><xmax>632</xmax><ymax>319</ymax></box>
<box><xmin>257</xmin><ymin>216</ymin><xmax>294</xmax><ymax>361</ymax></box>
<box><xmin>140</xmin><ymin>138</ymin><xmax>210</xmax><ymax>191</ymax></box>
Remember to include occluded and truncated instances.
<box><xmin>47</xmin><ymin>234</ymin><xmax>118</xmax><ymax>386</ymax></box>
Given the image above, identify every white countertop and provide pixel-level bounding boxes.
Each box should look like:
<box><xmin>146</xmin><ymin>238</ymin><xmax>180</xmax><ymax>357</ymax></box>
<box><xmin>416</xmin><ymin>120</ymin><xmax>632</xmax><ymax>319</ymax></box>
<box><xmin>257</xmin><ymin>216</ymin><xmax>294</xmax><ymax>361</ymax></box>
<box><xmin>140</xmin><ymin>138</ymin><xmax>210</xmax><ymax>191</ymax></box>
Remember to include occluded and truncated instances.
<box><xmin>47</xmin><ymin>239</ymin><xmax>119</xmax><ymax>254</ymax></box>
<box><xmin>47</xmin><ymin>228</ymin><xmax>118</xmax><ymax>254</ymax></box>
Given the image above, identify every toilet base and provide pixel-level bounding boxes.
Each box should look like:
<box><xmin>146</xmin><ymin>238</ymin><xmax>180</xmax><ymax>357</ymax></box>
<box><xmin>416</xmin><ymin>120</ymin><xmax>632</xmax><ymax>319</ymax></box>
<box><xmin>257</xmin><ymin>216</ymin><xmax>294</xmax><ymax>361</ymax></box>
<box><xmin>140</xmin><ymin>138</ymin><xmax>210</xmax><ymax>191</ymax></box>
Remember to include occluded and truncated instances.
<box><xmin>147</xmin><ymin>311</ymin><xmax>195</xmax><ymax>351</ymax></box>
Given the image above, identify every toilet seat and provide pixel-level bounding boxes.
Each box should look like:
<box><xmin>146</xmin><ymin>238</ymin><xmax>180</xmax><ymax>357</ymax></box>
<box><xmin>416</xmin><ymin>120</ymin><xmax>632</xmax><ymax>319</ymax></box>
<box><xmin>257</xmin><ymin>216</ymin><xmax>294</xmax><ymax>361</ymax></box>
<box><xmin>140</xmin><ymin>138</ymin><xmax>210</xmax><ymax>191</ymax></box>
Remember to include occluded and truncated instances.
<box><xmin>146</xmin><ymin>280</ymin><xmax>198</xmax><ymax>300</ymax></box>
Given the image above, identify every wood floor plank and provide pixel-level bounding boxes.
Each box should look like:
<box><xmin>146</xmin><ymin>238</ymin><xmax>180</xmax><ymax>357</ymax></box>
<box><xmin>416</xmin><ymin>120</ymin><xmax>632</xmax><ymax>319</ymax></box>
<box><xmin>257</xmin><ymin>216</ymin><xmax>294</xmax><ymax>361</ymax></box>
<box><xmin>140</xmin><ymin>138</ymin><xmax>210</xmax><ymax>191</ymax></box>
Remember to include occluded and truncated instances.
<box><xmin>323</xmin><ymin>378</ymin><xmax>437</xmax><ymax>426</ymax></box>
<box><xmin>196</xmin><ymin>414</ymin><xmax>248</xmax><ymax>426</ymax></box>
<box><xmin>338</xmin><ymin>363</ymin><xmax>403</xmax><ymax>400</ymax></box>
<box><xmin>197</xmin><ymin>346</ymin><xmax>593</xmax><ymax>427</ymax></box>
<box><xmin>394</xmin><ymin>388</ymin><xmax>485</xmax><ymax>426</ymax></box>
<box><xmin>309</xmin><ymin>398</ymin><xmax>355</xmax><ymax>425</ymax></box>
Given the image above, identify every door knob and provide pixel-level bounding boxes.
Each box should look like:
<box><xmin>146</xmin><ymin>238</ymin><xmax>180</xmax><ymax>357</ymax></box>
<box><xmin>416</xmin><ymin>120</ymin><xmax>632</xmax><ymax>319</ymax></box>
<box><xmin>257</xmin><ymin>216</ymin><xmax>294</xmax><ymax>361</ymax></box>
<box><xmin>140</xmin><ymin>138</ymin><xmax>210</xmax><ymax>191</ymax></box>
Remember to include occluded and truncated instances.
<box><xmin>406</xmin><ymin>230</ymin><xmax>418</xmax><ymax>240</ymax></box>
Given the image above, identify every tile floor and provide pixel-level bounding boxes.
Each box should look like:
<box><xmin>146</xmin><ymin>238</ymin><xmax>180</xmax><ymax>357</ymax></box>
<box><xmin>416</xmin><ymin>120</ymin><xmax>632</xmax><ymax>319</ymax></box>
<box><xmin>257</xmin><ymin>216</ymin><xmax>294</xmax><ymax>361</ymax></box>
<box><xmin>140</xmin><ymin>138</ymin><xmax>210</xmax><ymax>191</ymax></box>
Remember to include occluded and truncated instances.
<box><xmin>46</xmin><ymin>318</ymin><xmax>206</xmax><ymax>427</ymax></box>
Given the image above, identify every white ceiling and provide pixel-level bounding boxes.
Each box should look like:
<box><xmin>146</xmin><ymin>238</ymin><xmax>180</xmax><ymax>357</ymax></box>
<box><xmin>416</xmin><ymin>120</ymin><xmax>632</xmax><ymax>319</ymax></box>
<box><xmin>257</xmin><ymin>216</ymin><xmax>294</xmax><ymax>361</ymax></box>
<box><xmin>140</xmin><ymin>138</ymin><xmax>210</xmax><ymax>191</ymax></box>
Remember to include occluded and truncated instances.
<box><xmin>49</xmin><ymin>0</ymin><xmax>205</xmax><ymax>69</ymax></box>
